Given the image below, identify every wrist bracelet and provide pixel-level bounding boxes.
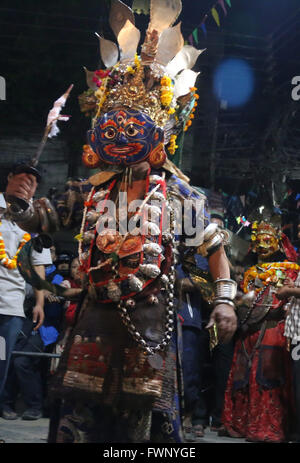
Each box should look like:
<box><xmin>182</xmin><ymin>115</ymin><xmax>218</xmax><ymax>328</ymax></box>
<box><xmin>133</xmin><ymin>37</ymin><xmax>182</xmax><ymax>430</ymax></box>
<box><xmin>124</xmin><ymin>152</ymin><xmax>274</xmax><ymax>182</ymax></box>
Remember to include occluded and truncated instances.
<box><xmin>214</xmin><ymin>278</ymin><xmax>237</xmax><ymax>301</ymax></box>
<box><xmin>213</xmin><ymin>299</ymin><xmax>236</xmax><ymax>309</ymax></box>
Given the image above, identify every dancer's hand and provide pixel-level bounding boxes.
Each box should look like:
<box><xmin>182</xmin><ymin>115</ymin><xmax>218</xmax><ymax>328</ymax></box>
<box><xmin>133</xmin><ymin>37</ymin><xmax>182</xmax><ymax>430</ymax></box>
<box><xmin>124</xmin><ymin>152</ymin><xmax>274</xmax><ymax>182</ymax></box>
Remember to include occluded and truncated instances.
<box><xmin>276</xmin><ymin>286</ymin><xmax>295</xmax><ymax>300</ymax></box>
<box><xmin>206</xmin><ymin>304</ymin><xmax>237</xmax><ymax>344</ymax></box>
<box><xmin>32</xmin><ymin>304</ymin><xmax>45</xmax><ymax>331</ymax></box>
<box><xmin>6</xmin><ymin>173</ymin><xmax>37</xmax><ymax>201</ymax></box>
<box><xmin>283</xmin><ymin>277</ymin><xmax>295</xmax><ymax>288</ymax></box>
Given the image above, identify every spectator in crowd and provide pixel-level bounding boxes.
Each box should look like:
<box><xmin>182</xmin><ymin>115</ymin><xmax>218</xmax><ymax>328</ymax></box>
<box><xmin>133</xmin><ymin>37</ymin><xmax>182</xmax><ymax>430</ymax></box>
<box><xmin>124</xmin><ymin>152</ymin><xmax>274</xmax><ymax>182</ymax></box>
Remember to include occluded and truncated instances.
<box><xmin>49</xmin><ymin>256</ymin><xmax>84</xmax><ymax>375</ymax></box>
<box><xmin>2</xmin><ymin>284</ymin><xmax>47</xmax><ymax>421</ymax></box>
<box><xmin>1</xmin><ymin>247</ymin><xmax>68</xmax><ymax>421</ymax></box>
<box><xmin>54</xmin><ymin>250</ymin><xmax>73</xmax><ymax>280</ymax></box>
<box><xmin>0</xmin><ymin>167</ymin><xmax>52</xmax><ymax>427</ymax></box>
<box><xmin>180</xmin><ymin>211</ymin><xmax>237</xmax><ymax>439</ymax></box>
<box><xmin>63</xmin><ymin>256</ymin><xmax>84</xmax><ymax>328</ymax></box>
<box><xmin>41</xmin><ymin>249</ymin><xmax>71</xmax><ymax>404</ymax></box>
<box><xmin>177</xmin><ymin>252</ymin><xmax>209</xmax><ymax>440</ymax></box>
<box><xmin>42</xmin><ymin>248</ymin><xmax>71</xmax><ymax>345</ymax></box>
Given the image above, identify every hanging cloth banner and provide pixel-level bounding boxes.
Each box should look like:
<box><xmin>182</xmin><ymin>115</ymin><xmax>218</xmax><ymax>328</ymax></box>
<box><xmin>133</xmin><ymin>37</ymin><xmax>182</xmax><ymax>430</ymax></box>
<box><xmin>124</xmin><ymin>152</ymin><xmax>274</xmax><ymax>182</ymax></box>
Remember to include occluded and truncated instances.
<box><xmin>225</xmin><ymin>0</ymin><xmax>232</xmax><ymax>7</ymax></box>
<box><xmin>218</xmin><ymin>0</ymin><xmax>227</xmax><ymax>16</ymax></box>
<box><xmin>211</xmin><ymin>7</ymin><xmax>220</xmax><ymax>27</ymax></box>
<box><xmin>192</xmin><ymin>28</ymin><xmax>199</xmax><ymax>44</ymax></box>
<box><xmin>200</xmin><ymin>22</ymin><xmax>207</xmax><ymax>37</ymax></box>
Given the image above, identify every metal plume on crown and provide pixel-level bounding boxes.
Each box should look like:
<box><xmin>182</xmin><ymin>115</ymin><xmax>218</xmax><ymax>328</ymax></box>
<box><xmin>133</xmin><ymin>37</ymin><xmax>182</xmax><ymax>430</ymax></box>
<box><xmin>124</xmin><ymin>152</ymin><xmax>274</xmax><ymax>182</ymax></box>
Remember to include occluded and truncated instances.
<box><xmin>79</xmin><ymin>0</ymin><xmax>204</xmax><ymax>144</ymax></box>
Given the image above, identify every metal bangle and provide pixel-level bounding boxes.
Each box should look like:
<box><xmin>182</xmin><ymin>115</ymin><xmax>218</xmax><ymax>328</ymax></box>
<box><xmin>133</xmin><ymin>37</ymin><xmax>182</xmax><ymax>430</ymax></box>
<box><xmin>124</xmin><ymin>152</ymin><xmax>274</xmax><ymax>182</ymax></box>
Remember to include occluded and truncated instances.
<box><xmin>213</xmin><ymin>299</ymin><xmax>236</xmax><ymax>309</ymax></box>
<box><xmin>214</xmin><ymin>278</ymin><xmax>237</xmax><ymax>300</ymax></box>
<box><xmin>7</xmin><ymin>200</ymin><xmax>34</xmax><ymax>221</ymax></box>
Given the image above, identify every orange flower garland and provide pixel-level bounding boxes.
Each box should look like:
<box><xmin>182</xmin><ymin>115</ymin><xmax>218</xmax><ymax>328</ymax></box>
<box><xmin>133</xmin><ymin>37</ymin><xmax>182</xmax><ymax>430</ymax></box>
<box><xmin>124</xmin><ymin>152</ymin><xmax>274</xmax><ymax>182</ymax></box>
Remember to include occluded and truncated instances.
<box><xmin>243</xmin><ymin>261</ymin><xmax>300</xmax><ymax>294</ymax></box>
<box><xmin>0</xmin><ymin>223</ymin><xmax>31</xmax><ymax>270</ymax></box>
<box><xmin>184</xmin><ymin>87</ymin><xmax>199</xmax><ymax>132</ymax></box>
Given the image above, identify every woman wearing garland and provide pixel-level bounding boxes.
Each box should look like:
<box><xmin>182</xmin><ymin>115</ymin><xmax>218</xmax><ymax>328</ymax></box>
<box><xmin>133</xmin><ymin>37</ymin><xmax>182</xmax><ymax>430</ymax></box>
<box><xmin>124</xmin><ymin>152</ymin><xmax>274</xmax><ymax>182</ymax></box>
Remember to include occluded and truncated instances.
<box><xmin>222</xmin><ymin>219</ymin><xmax>297</xmax><ymax>442</ymax></box>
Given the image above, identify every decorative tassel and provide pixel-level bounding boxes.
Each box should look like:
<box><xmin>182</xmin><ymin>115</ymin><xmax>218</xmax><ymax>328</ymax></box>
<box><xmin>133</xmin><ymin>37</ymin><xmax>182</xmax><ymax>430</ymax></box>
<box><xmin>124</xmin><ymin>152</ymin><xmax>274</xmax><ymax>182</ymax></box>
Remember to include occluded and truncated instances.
<box><xmin>86</xmin><ymin>210</ymin><xmax>100</xmax><ymax>224</ymax></box>
<box><xmin>82</xmin><ymin>231</ymin><xmax>95</xmax><ymax>244</ymax></box>
<box><xmin>144</xmin><ymin>221</ymin><xmax>160</xmax><ymax>236</ymax></box>
<box><xmin>93</xmin><ymin>190</ymin><xmax>109</xmax><ymax>203</ymax></box>
<box><xmin>144</xmin><ymin>204</ymin><xmax>162</xmax><ymax>220</ymax></box>
<box><xmin>107</xmin><ymin>281</ymin><xmax>122</xmax><ymax>302</ymax></box>
<box><xmin>149</xmin><ymin>175</ymin><xmax>164</xmax><ymax>183</ymax></box>
<box><xmin>151</xmin><ymin>191</ymin><xmax>165</xmax><ymax>202</ymax></box>
<box><xmin>143</xmin><ymin>243</ymin><xmax>162</xmax><ymax>257</ymax></box>
<box><xmin>128</xmin><ymin>274</ymin><xmax>144</xmax><ymax>292</ymax></box>
<box><xmin>140</xmin><ymin>264</ymin><xmax>161</xmax><ymax>278</ymax></box>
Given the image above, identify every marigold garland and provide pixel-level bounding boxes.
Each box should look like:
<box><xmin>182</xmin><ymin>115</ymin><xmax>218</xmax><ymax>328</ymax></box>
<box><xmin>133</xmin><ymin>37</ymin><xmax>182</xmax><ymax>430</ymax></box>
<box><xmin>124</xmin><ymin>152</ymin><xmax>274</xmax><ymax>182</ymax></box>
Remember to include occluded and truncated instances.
<box><xmin>168</xmin><ymin>134</ymin><xmax>179</xmax><ymax>155</ymax></box>
<box><xmin>184</xmin><ymin>87</ymin><xmax>199</xmax><ymax>133</ymax></box>
<box><xmin>93</xmin><ymin>77</ymin><xmax>110</xmax><ymax>126</ymax></box>
<box><xmin>160</xmin><ymin>75</ymin><xmax>174</xmax><ymax>108</ymax></box>
<box><xmin>0</xmin><ymin>223</ymin><xmax>31</xmax><ymax>270</ymax></box>
<box><xmin>126</xmin><ymin>54</ymin><xmax>141</xmax><ymax>75</ymax></box>
<box><xmin>243</xmin><ymin>261</ymin><xmax>300</xmax><ymax>294</ymax></box>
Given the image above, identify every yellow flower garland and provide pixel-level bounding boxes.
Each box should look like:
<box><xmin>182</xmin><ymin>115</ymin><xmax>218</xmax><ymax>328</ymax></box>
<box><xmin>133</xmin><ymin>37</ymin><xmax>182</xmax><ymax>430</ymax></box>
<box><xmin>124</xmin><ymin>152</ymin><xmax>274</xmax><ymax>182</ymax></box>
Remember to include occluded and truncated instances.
<box><xmin>93</xmin><ymin>83</ymin><xmax>109</xmax><ymax>127</ymax></box>
<box><xmin>184</xmin><ymin>87</ymin><xmax>199</xmax><ymax>133</ymax></box>
<box><xmin>243</xmin><ymin>261</ymin><xmax>300</xmax><ymax>294</ymax></box>
<box><xmin>168</xmin><ymin>134</ymin><xmax>179</xmax><ymax>155</ymax></box>
<box><xmin>0</xmin><ymin>224</ymin><xmax>31</xmax><ymax>270</ymax></box>
<box><xmin>127</xmin><ymin>54</ymin><xmax>141</xmax><ymax>75</ymax></box>
<box><xmin>160</xmin><ymin>75</ymin><xmax>174</xmax><ymax>108</ymax></box>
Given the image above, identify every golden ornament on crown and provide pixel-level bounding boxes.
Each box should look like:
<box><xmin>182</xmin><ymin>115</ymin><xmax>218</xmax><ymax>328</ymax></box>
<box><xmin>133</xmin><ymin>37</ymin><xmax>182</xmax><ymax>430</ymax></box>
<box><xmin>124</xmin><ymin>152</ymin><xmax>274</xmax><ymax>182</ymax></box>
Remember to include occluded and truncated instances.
<box><xmin>79</xmin><ymin>0</ymin><xmax>205</xmax><ymax>144</ymax></box>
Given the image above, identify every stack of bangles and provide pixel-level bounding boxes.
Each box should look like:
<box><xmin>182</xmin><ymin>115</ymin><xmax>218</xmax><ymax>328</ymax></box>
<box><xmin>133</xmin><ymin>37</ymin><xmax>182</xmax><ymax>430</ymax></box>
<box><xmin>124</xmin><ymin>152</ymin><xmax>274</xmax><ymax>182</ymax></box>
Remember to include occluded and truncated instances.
<box><xmin>213</xmin><ymin>278</ymin><xmax>237</xmax><ymax>309</ymax></box>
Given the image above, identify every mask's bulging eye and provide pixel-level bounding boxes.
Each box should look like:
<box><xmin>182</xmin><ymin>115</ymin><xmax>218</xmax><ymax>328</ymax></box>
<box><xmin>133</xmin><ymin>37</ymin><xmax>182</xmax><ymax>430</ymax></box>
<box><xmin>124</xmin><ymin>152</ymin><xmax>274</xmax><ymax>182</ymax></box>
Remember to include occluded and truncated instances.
<box><xmin>104</xmin><ymin>127</ymin><xmax>117</xmax><ymax>139</ymax></box>
<box><xmin>126</xmin><ymin>125</ymin><xmax>139</xmax><ymax>137</ymax></box>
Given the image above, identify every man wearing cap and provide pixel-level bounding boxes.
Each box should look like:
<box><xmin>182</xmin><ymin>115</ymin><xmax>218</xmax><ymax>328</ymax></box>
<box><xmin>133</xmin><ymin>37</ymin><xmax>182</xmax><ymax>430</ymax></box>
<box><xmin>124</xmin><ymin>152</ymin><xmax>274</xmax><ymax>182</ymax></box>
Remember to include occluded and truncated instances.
<box><xmin>0</xmin><ymin>167</ymin><xmax>52</xmax><ymax>422</ymax></box>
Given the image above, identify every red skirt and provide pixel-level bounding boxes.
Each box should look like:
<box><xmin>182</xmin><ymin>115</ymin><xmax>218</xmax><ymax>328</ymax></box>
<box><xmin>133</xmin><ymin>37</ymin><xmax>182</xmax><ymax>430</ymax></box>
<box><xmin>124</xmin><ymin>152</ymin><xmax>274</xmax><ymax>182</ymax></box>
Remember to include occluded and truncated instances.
<box><xmin>222</xmin><ymin>321</ymin><xmax>294</xmax><ymax>442</ymax></box>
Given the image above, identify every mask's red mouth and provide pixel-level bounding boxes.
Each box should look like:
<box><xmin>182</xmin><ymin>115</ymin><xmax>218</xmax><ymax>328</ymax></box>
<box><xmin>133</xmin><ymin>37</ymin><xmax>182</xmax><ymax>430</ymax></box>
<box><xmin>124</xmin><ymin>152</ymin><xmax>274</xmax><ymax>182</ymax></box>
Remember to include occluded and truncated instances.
<box><xmin>104</xmin><ymin>143</ymin><xmax>143</xmax><ymax>157</ymax></box>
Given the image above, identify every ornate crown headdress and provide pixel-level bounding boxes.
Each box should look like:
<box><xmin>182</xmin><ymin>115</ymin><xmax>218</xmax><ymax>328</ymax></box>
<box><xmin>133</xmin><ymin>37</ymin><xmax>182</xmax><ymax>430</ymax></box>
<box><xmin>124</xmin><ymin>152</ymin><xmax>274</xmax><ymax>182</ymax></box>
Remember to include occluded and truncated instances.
<box><xmin>251</xmin><ymin>221</ymin><xmax>281</xmax><ymax>242</ymax></box>
<box><xmin>79</xmin><ymin>0</ymin><xmax>204</xmax><ymax>149</ymax></box>
<box><xmin>249</xmin><ymin>205</ymin><xmax>282</xmax><ymax>242</ymax></box>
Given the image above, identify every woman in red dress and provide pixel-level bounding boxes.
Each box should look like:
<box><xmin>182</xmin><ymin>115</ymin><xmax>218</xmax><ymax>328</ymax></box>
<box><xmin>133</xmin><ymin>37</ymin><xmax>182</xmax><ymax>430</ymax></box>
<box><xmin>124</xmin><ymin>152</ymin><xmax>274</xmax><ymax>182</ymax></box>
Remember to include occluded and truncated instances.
<box><xmin>222</xmin><ymin>220</ymin><xmax>297</xmax><ymax>442</ymax></box>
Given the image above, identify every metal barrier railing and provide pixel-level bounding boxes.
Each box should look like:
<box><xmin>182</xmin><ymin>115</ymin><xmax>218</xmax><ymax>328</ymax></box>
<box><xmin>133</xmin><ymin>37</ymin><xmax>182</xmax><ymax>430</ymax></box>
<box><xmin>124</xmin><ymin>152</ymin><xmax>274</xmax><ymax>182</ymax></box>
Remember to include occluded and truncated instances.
<box><xmin>12</xmin><ymin>351</ymin><xmax>61</xmax><ymax>358</ymax></box>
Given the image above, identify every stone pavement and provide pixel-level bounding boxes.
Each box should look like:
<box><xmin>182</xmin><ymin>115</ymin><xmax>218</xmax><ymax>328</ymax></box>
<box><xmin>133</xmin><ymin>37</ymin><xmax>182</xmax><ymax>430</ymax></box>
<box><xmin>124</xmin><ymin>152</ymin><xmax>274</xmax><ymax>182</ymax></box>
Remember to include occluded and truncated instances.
<box><xmin>0</xmin><ymin>417</ymin><xmax>49</xmax><ymax>443</ymax></box>
<box><xmin>0</xmin><ymin>417</ymin><xmax>247</xmax><ymax>444</ymax></box>
<box><xmin>185</xmin><ymin>428</ymin><xmax>247</xmax><ymax>444</ymax></box>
